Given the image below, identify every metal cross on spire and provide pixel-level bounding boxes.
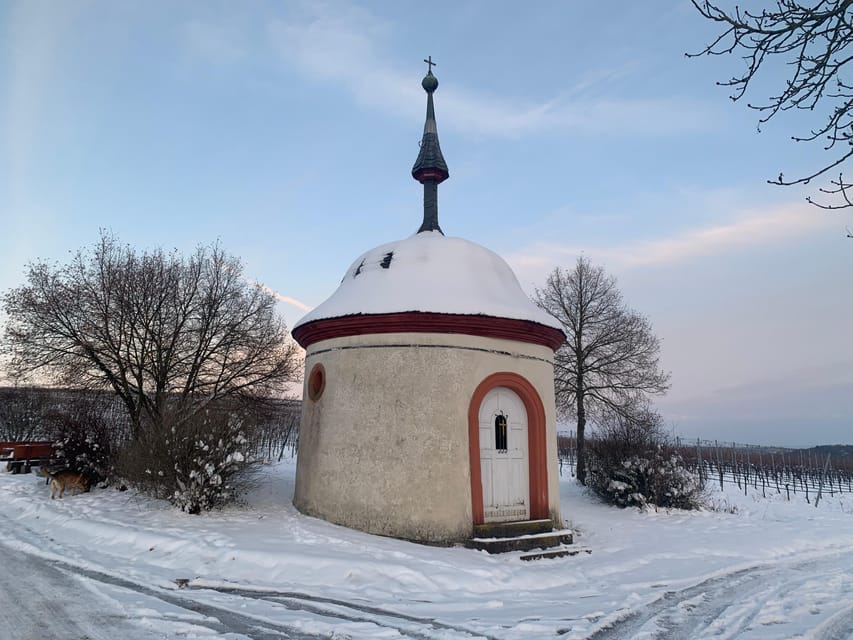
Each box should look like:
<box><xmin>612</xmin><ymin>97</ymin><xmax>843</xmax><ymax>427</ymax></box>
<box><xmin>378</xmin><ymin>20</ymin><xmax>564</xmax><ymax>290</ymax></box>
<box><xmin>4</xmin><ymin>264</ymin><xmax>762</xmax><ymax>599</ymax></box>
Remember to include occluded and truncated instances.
<box><xmin>412</xmin><ymin>56</ymin><xmax>449</xmax><ymax>234</ymax></box>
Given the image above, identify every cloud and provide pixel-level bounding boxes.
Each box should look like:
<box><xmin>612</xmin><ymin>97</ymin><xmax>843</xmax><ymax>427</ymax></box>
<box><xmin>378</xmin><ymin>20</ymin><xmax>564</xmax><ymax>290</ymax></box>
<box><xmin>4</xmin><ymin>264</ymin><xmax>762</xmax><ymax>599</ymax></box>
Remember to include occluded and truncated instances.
<box><xmin>508</xmin><ymin>201</ymin><xmax>839</xmax><ymax>278</ymax></box>
<box><xmin>657</xmin><ymin>361</ymin><xmax>853</xmax><ymax>446</ymax></box>
<box><xmin>266</xmin><ymin>2</ymin><xmax>716</xmax><ymax>137</ymax></box>
<box><xmin>622</xmin><ymin>204</ymin><xmax>838</xmax><ymax>266</ymax></box>
<box><xmin>252</xmin><ymin>281</ymin><xmax>313</xmax><ymax>312</ymax></box>
<box><xmin>276</xmin><ymin>295</ymin><xmax>313</xmax><ymax>313</ymax></box>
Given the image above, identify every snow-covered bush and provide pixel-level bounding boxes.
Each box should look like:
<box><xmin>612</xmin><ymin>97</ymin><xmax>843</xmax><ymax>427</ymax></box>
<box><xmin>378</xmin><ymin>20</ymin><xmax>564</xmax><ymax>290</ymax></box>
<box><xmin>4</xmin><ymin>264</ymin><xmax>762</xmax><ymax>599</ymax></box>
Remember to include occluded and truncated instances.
<box><xmin>118</xmin><ymin>408</ymin><xmax>255</xmax><ymax>514</ymax></box>
<box><xmin>586</xmin><ymin>409</ymin><xmax>704</xmax><ymax>510</ymax></box>
<box><xmin>169</xmin><ymin>421</ymin><xmax>250</xmax><ymax>514</ymax></box>
<box><xmin>589</xmin><ymin>450</ymin><xmax>703</xmax><ymax>509</ymax></box>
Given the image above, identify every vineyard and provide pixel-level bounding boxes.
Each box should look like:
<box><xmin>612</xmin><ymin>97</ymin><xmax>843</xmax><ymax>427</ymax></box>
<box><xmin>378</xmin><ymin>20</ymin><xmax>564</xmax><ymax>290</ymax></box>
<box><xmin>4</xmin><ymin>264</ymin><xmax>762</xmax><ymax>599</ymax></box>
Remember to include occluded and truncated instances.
<box><xmin>558</xmin><ymin>433</ymin><xmax>853</xmax><ymax>506</ymax></box>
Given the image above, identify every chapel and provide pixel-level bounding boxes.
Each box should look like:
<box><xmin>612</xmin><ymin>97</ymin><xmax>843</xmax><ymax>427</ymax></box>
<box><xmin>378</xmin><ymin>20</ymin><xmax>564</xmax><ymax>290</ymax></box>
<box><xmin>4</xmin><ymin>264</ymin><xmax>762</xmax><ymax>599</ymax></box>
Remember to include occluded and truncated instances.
<box><xmin>291</xmin><ymin>60</ymin><xmax>567</xmax><ymax>546</ymax></box>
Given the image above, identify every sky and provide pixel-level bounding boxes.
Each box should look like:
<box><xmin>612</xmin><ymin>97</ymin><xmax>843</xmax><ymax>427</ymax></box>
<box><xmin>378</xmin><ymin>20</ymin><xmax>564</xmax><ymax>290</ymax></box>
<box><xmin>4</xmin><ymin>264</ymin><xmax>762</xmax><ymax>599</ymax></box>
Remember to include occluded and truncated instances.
<box><xmin>1</xmin><ymin>0</ymin><xmax>850</xmax><ymax>447</ymax></box>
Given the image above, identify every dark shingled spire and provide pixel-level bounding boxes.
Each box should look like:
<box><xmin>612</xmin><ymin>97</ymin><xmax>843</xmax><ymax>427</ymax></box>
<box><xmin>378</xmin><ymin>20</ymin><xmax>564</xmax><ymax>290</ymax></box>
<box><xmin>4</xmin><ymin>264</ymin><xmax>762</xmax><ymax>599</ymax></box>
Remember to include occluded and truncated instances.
<box><xmin>412</xmin><ymin>56</ymin><xmax>449</xmax><ymax>234</ymax></box>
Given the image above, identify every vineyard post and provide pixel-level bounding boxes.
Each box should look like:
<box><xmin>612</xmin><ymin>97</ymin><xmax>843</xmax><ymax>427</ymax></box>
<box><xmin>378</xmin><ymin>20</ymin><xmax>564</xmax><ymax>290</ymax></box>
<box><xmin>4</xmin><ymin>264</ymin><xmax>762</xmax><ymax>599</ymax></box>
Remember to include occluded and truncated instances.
<box><xmin>829</xmin><ymin>459</ymin><xmax>834</xmax><ymax>497</ymax></box>
<box><xmin>771</xmin><ymin>451</ymin><xmax>779</xmax><ymax>493</ymax></box>
<box><xmin>570</xmin><ymin>430</ymin><xmax>575</xmax><ymax>471</ymax></box>
<box><xmin>826</xmin><ymin>458</ymin><xmax>833</xmax><ymax>497</ymax></box>
<box><xmin>696</xmin><ymin>439</ymin><xmax>704</xmax><ymax>484</ymax></box>
<box><xmin>815</xmin><ymin>454</ymin><xmax>831</xmax><ymax>508</ymax></box>
<box><xmin>732</xmin><ymin>442</ymin><xmax>740</xmax><ymax>490</ymax></box>
<box><xmin>716</xmin><ymin>440</ymin><xmax>724</xmax><ymax>492</ymax></box>
<box><xmin>752</xmin><ymin>450</ymin><xmax>758</xmax><ymax>490</ymax></box>
<box><xmin>791</xmin><ymin>452</ymin><xmax>797</xmax><ymax>494</ymax></box>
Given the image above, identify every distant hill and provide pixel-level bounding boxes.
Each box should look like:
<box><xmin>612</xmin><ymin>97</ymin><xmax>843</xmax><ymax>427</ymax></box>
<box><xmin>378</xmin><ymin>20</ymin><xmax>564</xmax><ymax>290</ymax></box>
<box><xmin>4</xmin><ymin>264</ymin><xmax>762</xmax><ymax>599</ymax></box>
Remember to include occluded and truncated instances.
<box><xmin>808</xmin><ymin>445</ymin><xmax>853</xmax><ymax>458</ymax></box>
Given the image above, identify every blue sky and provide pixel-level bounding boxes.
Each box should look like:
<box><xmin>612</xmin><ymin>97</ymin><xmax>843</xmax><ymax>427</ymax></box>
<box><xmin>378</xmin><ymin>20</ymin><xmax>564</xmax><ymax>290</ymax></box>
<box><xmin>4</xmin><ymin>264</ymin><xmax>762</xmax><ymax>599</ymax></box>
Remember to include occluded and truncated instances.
<box><xmin>1</xmin><ymin>1</ymin><xmax>851</xmax><ymax>446</ymax></box>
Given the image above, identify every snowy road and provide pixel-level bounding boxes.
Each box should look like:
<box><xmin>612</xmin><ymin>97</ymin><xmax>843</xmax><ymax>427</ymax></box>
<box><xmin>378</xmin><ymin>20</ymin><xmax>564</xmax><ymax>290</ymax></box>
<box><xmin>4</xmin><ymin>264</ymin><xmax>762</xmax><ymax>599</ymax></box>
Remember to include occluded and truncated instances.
<box><xmin>5</xmin><ymin>538</ymin><xmax>851</xmax><ymax>640</ymax></box>
<box><xmin>589</xmin><ymin>551</ymin><xmax>853</xmax><ymax>640</ymax></box>
<box><xmin>0</xmin><ymin>541</ymin><xmax>173</xmax><ymax>640</ymax></box>
<box><xmin>2</xmin><ymin>461</ymin><xmax>852</xmax><ymax>639</ymax></box>
<box><xmin>0</xmin><ymin>540</ymin><xmax>489</xmax><ymax>639</ymax></box>
<box><xmin>0</xmin><ymin>539</ymin><xmax>375</xmax><ymax>639</ymax></box>
<box><xmin>0</xmin><ymin>539</ymin><xmax>345</xmax><ymax>639</ymax></box>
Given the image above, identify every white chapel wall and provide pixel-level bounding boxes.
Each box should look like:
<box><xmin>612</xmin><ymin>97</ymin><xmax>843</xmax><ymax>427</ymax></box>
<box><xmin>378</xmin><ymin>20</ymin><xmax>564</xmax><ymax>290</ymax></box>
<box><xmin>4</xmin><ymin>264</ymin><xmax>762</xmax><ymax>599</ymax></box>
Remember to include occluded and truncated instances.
<box><xmin>293</xmin><ymin>331</ymin><xmax>561</xmax><ymax>543</ymax></box>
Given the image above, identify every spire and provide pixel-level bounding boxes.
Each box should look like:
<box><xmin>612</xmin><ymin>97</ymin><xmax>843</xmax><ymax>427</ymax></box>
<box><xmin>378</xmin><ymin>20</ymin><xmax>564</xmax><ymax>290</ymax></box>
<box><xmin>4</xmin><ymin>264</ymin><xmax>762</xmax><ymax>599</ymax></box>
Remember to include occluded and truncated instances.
<box><xmin>412</xmin><ymin>56</ymin><xmax>449</xmax><ymax>234</ymax></box>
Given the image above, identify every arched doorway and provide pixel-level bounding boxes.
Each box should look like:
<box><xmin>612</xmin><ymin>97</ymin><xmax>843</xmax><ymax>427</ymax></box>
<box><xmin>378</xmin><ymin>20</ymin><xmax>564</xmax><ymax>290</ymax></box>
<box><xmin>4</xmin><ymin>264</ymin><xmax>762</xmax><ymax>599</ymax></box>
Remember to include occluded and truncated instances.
<box><xmin>478</xmin><ymin>386</ymin><xmax>529</xmax><ymax>522</ymax></box>
<box><xmin>468</xmin><ymin>372</ymin><xmax>549</xmax><ymax>525</ymax></box>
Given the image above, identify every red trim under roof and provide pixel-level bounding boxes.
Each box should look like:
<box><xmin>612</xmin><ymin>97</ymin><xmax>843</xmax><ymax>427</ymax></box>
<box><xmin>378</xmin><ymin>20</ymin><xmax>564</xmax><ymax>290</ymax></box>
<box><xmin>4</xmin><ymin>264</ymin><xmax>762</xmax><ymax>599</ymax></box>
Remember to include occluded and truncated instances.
<box><xmin>292</xmin><ymin>311</ymin><xmax>565</xmax><ymax>351</ymax></box>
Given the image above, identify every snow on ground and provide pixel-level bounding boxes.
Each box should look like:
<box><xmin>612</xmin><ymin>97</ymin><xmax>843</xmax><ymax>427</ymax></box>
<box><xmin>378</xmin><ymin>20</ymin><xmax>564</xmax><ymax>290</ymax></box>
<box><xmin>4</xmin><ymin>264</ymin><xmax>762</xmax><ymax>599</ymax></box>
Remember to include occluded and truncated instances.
<box><xmin>1</xmin><ymin>459</ymin><xmax>852</xmax><ymax>639</ymax></box>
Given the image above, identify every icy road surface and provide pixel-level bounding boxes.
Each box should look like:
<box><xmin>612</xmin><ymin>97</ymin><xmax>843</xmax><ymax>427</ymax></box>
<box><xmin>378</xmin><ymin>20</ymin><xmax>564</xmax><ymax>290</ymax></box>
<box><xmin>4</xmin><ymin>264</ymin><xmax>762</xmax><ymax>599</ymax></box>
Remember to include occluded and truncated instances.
<box><xmin>1</xmin><ymin>459</ymin><xmax>852</xmax><ymax>639</ymax></box>
<box><xmin>589</xmin><ymin>551</ymin><xmax>853</xmax><ymax>640</ymax></box>
<box><xmin>0</xmin><ymin>541</ymin><xmax>173</xmax><ymax>639</ymax></box>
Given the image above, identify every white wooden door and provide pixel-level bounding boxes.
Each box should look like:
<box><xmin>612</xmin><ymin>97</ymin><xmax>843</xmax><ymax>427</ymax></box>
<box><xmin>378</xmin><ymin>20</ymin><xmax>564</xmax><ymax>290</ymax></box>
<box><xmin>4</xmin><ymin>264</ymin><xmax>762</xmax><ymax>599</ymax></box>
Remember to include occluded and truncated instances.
<box><xmin>479</xmin><ymin>386</ymin><xmax>529</xmax><ymax>523</ymax></box>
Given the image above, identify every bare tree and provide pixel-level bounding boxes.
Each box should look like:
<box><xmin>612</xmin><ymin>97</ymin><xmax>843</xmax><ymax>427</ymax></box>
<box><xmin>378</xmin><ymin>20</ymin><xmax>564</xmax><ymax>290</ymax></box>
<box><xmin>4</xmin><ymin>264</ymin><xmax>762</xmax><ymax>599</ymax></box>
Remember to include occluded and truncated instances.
<box><xmin>0</xmin><ymin>386</ymin><xmax>50</xmax><ymax>441</ymax></box>
<box><xmin>689</xmin><ymin>1</ymin><xmax>853</xmax><ymax>212</ymax></box>
<box><xmin>535</xmin><ymin>257</ymin><xmax>670</xmax><ymax>484</ymax></box>
<box><xmin>2</xmin><ymin>233</ymin><xmax>301</xmax><ymax>439</ymax></box>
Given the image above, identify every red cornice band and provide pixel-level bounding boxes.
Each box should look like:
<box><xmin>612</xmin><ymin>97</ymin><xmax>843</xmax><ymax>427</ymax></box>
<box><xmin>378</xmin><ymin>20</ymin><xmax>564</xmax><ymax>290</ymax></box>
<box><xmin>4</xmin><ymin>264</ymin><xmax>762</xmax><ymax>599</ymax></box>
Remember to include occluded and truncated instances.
<box><xmin>292</xmin><ymin>311</ymin><xmax>565</xmax><ymax>352</ymax></box>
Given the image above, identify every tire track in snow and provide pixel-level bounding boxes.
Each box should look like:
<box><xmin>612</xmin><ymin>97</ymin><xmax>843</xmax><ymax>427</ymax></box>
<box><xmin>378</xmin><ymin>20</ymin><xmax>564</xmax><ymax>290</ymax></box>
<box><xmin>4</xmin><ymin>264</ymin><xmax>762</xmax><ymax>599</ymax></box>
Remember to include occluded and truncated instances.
<box><xmin>587</xmin><ymin>552</ymin><xmax>853</xmax><ymax>640</ymax></box>
<box><xmin>0</xmin><ymin>539</ymin><xmax>326</xmax><ymax>640</ymax></box>
<box><xmin>0</xmin><ymin>542</ymin><xmax>164</xmax><ymax>640</ymax></box>
<box><xmin>811</xmin><ymin>604</ymin><xmax>853</xmax><ymax>640</ymax></box>
<box><xmin>2</xmin><ymin>512</ymin><xmax>489</xmax><ymax>639</ymax></box>
<box><xmin>51</xmin><ymin>563</ymin><xmax>328</xmax><ymax>640</ymax></box>
<box><xmin>1</xmin><ymin>534</ymin><xmax>488</xmax><ymax>640</ymax></box>
<box><xmin>190</xmin><ymin>584</ymin><xmax>500</xmax><ymax>640</ymax></box>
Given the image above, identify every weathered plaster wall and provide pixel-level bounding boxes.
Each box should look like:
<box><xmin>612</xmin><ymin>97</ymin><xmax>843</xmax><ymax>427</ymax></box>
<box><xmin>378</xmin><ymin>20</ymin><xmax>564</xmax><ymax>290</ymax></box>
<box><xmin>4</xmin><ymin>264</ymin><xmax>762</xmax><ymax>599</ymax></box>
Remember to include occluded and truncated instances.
<box><xmin>293</xmin><ymin>331</ymin><xmax>561</xmax><ymax>543</ymax></box>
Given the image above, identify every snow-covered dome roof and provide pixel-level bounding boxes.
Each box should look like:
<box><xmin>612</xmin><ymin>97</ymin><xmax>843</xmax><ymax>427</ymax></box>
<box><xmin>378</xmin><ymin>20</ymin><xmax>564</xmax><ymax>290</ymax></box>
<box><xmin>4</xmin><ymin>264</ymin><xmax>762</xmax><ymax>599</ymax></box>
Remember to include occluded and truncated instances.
<box><xmin>294</xmin><ymin>231</ymin><xmax>561</xmax><ymax>331</ymax></box>
<box><xmin>292</xmin><ymin>64</ymin><xmax>564</xmax><ymax>351</ymax></box>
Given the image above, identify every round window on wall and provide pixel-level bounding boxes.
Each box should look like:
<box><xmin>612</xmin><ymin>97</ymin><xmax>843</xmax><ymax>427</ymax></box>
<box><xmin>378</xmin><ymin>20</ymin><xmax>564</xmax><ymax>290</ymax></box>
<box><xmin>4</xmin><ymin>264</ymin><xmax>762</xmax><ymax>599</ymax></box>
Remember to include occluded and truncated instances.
<box><xmin>307</xmin><ymin>363</ymin><xmax>326</xmax><ymax>401</ymax></box>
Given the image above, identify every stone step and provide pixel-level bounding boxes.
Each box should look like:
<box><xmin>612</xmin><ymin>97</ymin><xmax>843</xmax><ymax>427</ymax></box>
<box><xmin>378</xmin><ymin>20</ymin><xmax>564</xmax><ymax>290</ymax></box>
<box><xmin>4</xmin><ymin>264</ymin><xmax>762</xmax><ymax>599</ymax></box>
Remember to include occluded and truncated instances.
<box><xmin>472</xmin><ymin>518</ymin><xmax>554</xmax><ymax>539</ymax></box>
<box><xmin>520</xmin><ymin>546</ymin><xmax>591</xmax><ymax>562</ymax></box>
<box><xmin>465</xmin><ymin>528</ymin><xmax>574</xmax><ymax>554</ymax></box>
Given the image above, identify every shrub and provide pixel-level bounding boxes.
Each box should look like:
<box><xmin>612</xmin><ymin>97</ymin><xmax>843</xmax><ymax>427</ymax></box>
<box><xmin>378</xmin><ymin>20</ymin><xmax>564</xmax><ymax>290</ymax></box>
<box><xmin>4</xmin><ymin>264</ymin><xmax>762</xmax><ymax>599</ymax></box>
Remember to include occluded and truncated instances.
<box><xmin>117</xmin><ymin>408</ymin><xmax>255</xmax><ymax>514</ymax></box>
<box><xmin>586</xmin><ymin>408</ymin><xmax>703</xmax><ymax>510</ymax></box>
<box><xmin>45</xmin><ymin>393</ymin><xmax>119</xmax><ymax>484</ymax></box>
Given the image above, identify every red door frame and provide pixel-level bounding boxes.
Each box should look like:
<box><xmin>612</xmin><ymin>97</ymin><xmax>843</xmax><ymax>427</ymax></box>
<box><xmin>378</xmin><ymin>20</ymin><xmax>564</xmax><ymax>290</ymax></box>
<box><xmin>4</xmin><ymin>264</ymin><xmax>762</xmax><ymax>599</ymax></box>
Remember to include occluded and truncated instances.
<box><xmin>468</xmin><ymin>372</ymin><xmax>549</xmax><ymax>525</ymax></box>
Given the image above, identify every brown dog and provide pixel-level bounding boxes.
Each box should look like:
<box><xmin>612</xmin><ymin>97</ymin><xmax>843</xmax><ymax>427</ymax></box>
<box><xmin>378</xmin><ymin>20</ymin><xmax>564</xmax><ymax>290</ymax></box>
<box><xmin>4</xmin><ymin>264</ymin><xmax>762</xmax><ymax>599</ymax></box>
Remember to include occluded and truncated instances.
<box><xmin>39</xmin><ymin>468</ymin><xmax>89</xmax><ymax>499</ymax></box>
